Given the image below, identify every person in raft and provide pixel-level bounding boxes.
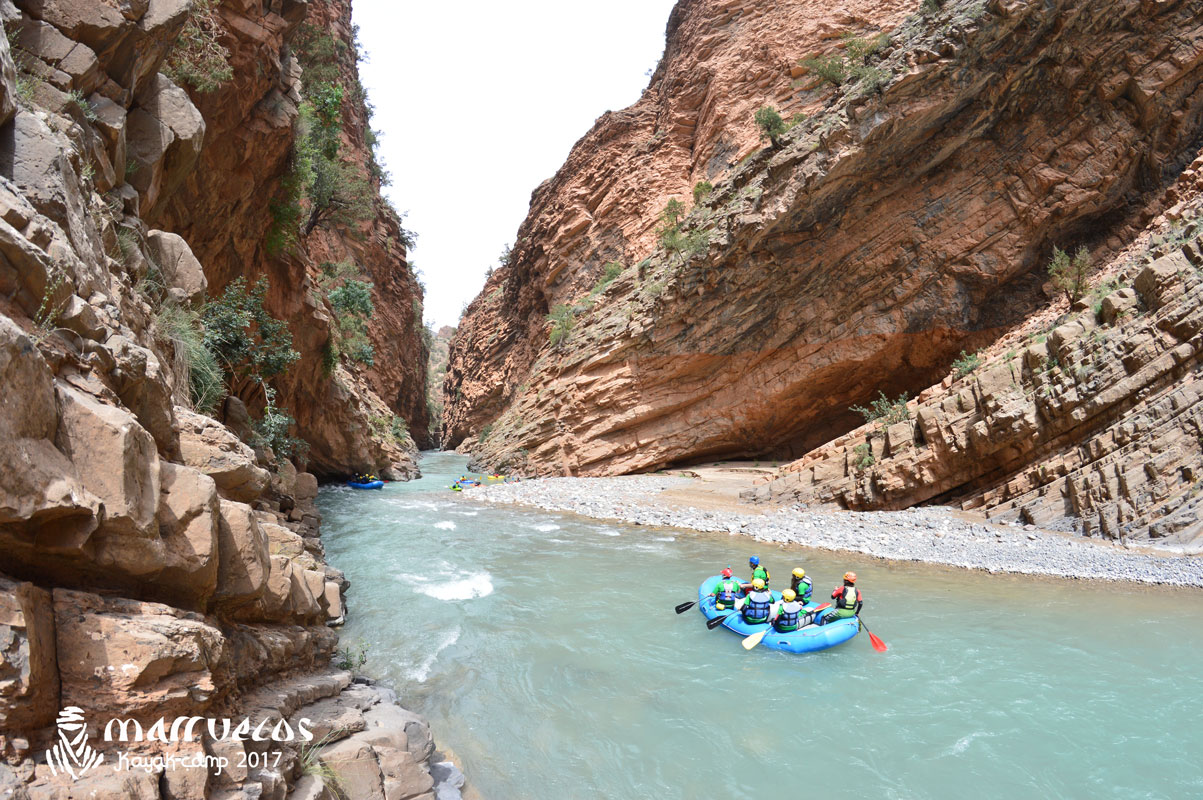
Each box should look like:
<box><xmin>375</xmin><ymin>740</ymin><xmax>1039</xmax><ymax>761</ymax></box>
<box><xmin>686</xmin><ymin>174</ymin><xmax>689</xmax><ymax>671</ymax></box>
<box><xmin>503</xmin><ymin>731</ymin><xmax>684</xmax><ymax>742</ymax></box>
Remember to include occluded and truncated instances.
<box><xmin>789</xmin><ymin>567</ymin><xmax>813</xmax><ymax>604</ymax></box>
<box><xmin>767</xmin><ymin>588</ymin><xmax>805</xmax><ymax>632</ymax></box>
<box><xmin>741</xmin><ymin>555</ymin><xmax>770</xmax><ymax>590</ymax></box>
<box><xmin>820</xmin><ymin>572</ymin><xmax>863</xmax><ymax>624</ymax></box>
<box><xmin>710</xmin><ymin>568</ymin><xmax>743</xmax><ymax>611</ymax></box>
<box><xmin>737</xmin><ymin>578</ymin><xmax>773</xmax><ymax>625</ymax></box>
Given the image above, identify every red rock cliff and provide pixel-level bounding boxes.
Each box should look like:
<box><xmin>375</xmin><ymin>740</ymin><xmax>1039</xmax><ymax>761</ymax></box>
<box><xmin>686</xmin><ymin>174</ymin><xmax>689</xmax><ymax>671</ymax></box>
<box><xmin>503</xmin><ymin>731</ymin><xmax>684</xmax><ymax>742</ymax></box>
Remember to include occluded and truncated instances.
<box><xmin>445</xmin><ymin>0</ymin><xmax>1203</xmax><ymax>483</ymax></box>
<box><xmin>151</xmin><ymin>0</ymin><xmax>431</xmax><ymax>474</ymax></box>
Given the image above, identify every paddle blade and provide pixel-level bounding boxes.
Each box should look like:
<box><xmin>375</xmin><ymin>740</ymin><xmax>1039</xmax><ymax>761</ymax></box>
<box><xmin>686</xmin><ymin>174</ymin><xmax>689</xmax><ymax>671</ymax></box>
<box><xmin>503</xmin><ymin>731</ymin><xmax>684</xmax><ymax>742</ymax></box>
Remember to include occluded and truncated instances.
<box><xmin>675</xmin><ymin>601</ymin><xmax>696</xmax><ymax>614</ymax></box>
<box><xmin>742</xmin><ymin>629</ymin><xmax>769</xmax><ymax>650</ymax></box>
<box><xmin>867</xmin><ymin>630</ymin><xmax>888</xmax><ymax>652</ymax></box>
<box><xmin>707</xmin><ymin>613</ymin><xmax>733</xmax><ymax>630</ymax></box>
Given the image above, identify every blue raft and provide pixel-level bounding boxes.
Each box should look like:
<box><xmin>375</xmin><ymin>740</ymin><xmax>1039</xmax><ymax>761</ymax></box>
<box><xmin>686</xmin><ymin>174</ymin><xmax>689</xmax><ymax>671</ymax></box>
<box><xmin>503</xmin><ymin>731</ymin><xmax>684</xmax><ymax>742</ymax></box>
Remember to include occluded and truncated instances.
<box><xmin>697</xmin><ymin>575</ymin><xmax>859</xmax><ymax>654</ymax></box>
<box><xmin>347</xmin><ymin>479</ymin><xmax>384</xmax><ymax>490</ymax></box>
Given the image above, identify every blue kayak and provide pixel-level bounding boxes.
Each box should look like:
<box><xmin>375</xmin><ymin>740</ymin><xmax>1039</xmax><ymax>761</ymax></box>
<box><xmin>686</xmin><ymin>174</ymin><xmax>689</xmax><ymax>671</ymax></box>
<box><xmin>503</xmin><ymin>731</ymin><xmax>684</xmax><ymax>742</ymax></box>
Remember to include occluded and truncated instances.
<box><xmin>348</xmin><ymin>480</ymin><xmax>384</xmax><ymax>490</ymax></box>
<box><xmin>697</xmin><ymin>575</ymin><xmax>859</xmax><ymax>654</ymax></box>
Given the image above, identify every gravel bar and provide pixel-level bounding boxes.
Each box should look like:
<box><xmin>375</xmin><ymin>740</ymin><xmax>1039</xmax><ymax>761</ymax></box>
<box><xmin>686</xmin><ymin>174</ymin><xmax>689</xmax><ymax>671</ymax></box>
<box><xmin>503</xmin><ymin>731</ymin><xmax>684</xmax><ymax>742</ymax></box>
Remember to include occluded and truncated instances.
<box><xmin>472</xmin><ymin>475</ymin><xmax>1203</xmax><ymax>587</ymax></box>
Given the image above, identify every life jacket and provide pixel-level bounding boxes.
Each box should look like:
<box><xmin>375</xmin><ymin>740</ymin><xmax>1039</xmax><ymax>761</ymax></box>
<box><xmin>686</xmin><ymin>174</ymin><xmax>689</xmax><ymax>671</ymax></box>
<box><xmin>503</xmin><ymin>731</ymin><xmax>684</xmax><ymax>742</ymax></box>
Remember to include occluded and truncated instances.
<box><xmin>743</xmin><ymin>591</ymin><xmax>772</xmax><ymax>623</ymax></box>
<box><xmin>713</xmin><ymin>578</ymin><xmax>741</xmax><ymax>606</ymax></box>
<box><xmin>751</xmin><ymin>565</ymin><xmax>769</xmax><ymax>584</ymax></box>
<box><xmin>836</xmin><ymin>585</ymin><xmax>860</xmax><ymax>610</ymax></box>
<box><xmin>792</xmin><ymin>576</ymin><xmax>813</xmax><ymax>599</ymax></box>
<box><xmin>775</xmin><ymin>601</ymin><xmax>802</xmax><ymax>631</ymax></box>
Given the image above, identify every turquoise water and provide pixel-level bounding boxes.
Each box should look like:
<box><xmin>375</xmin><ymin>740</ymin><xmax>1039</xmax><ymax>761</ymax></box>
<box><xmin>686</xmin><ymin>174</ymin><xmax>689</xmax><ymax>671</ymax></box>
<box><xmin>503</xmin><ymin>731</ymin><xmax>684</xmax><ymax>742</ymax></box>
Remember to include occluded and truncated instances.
<box><xmin>319</xmin><ymin>453</ymin><xmax>1203</xmax><ymax>799</ymax></box>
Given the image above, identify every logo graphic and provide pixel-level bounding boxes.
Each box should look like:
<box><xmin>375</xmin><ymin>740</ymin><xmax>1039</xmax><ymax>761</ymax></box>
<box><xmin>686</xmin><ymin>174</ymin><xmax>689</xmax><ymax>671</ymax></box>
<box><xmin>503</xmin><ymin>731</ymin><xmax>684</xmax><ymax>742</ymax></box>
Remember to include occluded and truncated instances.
<box><xmin>46</xmin><ymin>707</ymin><xmax>104</xmax><ymax>779</ymax></box>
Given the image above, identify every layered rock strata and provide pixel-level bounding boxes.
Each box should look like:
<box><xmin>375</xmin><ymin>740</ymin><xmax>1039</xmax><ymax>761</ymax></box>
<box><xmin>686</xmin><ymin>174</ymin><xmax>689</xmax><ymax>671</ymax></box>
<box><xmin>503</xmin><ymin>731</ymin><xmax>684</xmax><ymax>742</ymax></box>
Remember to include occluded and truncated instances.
<box><xmin>749</xmin><ymin>173</ymin><xmax>1203</xmax><ymax>551</ymax></box>
<box><xmin>446</xmin><ymin>0</ymin><xmax>1203</xmax><ymax>483</ymax></box>
<box><xmin>0</xmin><ymin>1</ymin><xmax>455</xmax><ymax>797</ymax></box>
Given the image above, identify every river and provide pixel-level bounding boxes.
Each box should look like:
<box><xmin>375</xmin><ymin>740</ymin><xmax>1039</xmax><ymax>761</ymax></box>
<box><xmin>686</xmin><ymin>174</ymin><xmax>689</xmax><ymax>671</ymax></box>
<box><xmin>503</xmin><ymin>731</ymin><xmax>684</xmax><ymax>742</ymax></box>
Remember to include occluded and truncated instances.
<box><xmin>318</xmin><ymin>452</ymin><xmax>1203</xmax><ymax>799</ymax></box>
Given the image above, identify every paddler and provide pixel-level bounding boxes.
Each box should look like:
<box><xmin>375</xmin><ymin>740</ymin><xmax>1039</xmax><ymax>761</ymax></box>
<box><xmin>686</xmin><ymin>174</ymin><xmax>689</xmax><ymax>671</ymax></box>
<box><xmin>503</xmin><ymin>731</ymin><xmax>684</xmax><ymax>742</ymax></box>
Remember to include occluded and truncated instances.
<box><xmin>741</xmin><ymin>555</ymin><xmax>770</xmax><ymax>591</ymax></box>
<box><xmin>736</xmin><ymin>578</ymin><xmax>773</xmax><ymax>625</ymax></box>
<box><xmin>709</xmin><ymin>568</ymin><xmax>743</xmax><ymax>611</ymax></box>
<box><xmin>820</xmin><ymin>571</ymin><xmax>863</xmax><ymax>624</ymax></box>
<box><xmin>789</xmin><ymin>567</ymin><xmax>813</xmax><ymax>604</ymax></box>
<box><xmin>770</xmin><ymin>589</ymin><xmax>806</xmax><ymax>632</ymax></box>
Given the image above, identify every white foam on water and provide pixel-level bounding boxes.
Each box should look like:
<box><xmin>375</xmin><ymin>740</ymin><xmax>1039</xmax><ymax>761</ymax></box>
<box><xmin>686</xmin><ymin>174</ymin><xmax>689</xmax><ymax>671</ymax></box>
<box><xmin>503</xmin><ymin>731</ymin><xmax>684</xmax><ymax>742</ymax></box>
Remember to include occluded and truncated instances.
<box><xmin>654</xmin><ymin>536</ymin><xmax>676</xmax><ymax>542</ymax></box>
<box><xmin>534</xmin><ymin>523</ymin><xmax>560</xmax><ymax>532</ymax></box>
<box><xmin>940</xmin><ymin>731</ymin><xmax>991</xmax><ymax>758</ymax></box>
<box><xmin>596</xmin><ymin>528</ymin><xmax>621</xmax><ymax>537</ymax></box>
<box><xmin>423</xmin><ymin>573</ymin><xmax>494</xmax><ymax>601</ymax></box>
<box><xmin>435</xmin><ymin>521</ymin><xmax>457</xmax><ymax>531</ymax></box>
<box><xmin>406</xmin><ymin>628</ymin><xmax>460</xmax><ymax>683</ymax></box>
<box><xmin>453</xmin><ymin>510</ymin><xmax>480</xmax><ymax>516</ymax></box>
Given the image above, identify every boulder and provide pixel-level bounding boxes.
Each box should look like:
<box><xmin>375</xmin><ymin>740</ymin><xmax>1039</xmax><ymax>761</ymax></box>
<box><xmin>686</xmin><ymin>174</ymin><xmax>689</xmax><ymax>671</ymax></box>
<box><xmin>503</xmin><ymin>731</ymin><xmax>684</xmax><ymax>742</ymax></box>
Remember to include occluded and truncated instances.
<box><xmin>145</xmin><ymin>229</ymin><xmax>206</xmax><ymax>305</ymax></box>
<box><xmin>127</xmin><ymin>74</ymin><xmax>204</xmax><ymax>211</ymax></box>
<box><xmin>214</xmin><ymin>499</ymin><xmax>268</xmax><ymax>608</ymax></box>
<box><xmin>294</xmin><ymin>472</ymin><xmax>319</xmax><ymax>502</ymax></box>
<box><xmin>0</xmin><ymin>317</ymin><xmax>100</xmax><ymax>544</ymax></box>
<box><xmin>87</xmin><ymin>93</ymin><xmax>127</xmax><ymax>179</ymax></box>
<box><xmin>0</xmin><ymin>576</ymin><xmax>59</xmax><ymax>751</ymax></box>
<box><xmin>104</xmin><ymin>334</ymin><xmax>181</xmax><ymax>458</ymax></box>
<box><xmin>317</xmin><ymin>738</ymin><xmax>386</xmax><ymax>800</ymax></box>
<box><xmin>13</xmin><ymin>18</ymin><xmax>102</xmax><ymax>94</ymax></box>
<box><xmin>0</xmin><ymin>111</ymin><xmax>105</xmax><ymax>281</ymax></box>
<box><xmin>177</xmin><ymin>408</ymin><xmax>270</xmax><ymax>502</ymax></box>
<box><xmin>53</xmin><ymin>588</ymin><xmax>228</xmax><ymax>721</ymax></box>
<box><xmin>322</xmin><ymin>581</ymin><xmax>342</xmax><ymax>621</ymax></box>
<box><xmin>54</xmin><ymin>384</ymin><xmax>164</xmax><ymax>577</ymax></box>
<box><xmin>157</xmin><ymin>461</ymin><xmax>219</xmax><ymax>610</ymax></box>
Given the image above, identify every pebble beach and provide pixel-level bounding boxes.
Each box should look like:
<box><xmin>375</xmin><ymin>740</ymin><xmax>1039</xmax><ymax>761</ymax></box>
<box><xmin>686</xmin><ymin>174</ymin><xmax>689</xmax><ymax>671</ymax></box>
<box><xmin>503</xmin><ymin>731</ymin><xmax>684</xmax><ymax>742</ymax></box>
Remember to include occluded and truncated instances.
<box><xmin>472</xmin><ymin>474</ymin><xmax>1203</xmax><ymax>587</ymax></box>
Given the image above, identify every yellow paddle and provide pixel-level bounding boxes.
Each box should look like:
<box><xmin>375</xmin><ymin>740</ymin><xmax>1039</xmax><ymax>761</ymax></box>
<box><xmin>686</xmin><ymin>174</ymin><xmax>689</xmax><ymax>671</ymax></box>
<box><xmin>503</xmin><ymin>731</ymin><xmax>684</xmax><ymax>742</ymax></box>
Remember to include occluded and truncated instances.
<box><xmin>742</xmin><ymin>603</ymin><xmax>831</xmax><ymax>650</ymax></box>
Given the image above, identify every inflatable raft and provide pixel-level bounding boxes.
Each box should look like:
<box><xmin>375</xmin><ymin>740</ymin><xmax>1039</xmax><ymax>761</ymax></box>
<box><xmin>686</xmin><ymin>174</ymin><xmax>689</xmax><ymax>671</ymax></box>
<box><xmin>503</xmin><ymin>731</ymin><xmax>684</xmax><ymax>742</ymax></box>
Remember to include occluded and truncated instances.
<box><xmin>347</xmin><ymin>479</ymin><xmax>384</xmax><ymax>490</ymax></box>
<box><xmin>697</xmin><ymin>575</ymin><xmax>859</xmax><ymax>654</ymax></box>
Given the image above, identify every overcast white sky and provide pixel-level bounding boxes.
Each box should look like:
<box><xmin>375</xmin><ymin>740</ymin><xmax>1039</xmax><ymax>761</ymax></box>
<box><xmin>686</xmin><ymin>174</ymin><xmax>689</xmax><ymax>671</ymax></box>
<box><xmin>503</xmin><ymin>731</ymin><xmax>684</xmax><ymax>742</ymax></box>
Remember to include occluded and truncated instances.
<box><xmin>351</xmin><ymin>0</ymin><xmax>679</xmax><ymax>329</ymax></box>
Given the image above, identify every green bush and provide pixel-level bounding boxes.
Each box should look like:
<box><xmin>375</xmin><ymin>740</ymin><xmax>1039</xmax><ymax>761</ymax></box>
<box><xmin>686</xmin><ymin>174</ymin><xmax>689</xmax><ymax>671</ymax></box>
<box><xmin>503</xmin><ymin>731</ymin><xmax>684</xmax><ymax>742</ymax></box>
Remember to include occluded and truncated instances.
<box><xmin>254</xmin><ymin>387</ymin><xmax>305</xmax><ymax>460</ymax></box>
<box><xmin>754</xmin><ymin>106</ymin><xmax>787</xmax><ymax>147</ymax></box>
<box><xmin>155</xmin><ymin>303</ymin><xmax>225</xmax><ymax>414</ymax></box>
<box><xmin>800</xmin><ymin>53</ymin><xmax>847</xmax><ymax>86</ymax></box>
<box><xmin>202</xmin><ymin>277</ymin><xmax>300</xmax><ymax>381</ymax></box>
<box><xmin>1048</xmin><ymin>246</ymin><xmax>1091</xmax><ymax>306</ymax></box>
<box><xmin>951</xmin><ymin>349</ymin><xmax>982</xmax><ymax>379</ymax></box>
<box><xmin>163</xmin><ymin>0</ymin><xmax>232</xmax><ymax>93</ymax></box>
<box><xmin>693</xmin><ymin>181</ymin><xmax>713</xmax><ymax>204</ymax></box>
<box><xmin>853</xmin><ymin>442</ymin><xmax>875</xmax><ymax>471</ymax></box>
<box><xmin>547</xmin><ymin>304</ymin><xmax>575</xmax><ymax>348</ymax></box>
<box><xmin>850</xmin><ymin>391</ymin><xmax>910</xmax><ymax>426</ymax></box>
<box><xmin>328</xmin><ymin>279</ymin><xmax>373</xmax><ymax>317</ymax></box>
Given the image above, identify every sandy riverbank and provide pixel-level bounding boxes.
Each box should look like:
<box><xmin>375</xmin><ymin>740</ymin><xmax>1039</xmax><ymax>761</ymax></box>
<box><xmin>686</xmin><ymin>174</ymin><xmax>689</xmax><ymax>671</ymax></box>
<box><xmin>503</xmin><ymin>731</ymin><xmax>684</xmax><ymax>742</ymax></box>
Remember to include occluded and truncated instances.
<box><xmin>470</xmin><ymin>467</ymin><xmax>1203</xmax><ymax>587</ymax></box>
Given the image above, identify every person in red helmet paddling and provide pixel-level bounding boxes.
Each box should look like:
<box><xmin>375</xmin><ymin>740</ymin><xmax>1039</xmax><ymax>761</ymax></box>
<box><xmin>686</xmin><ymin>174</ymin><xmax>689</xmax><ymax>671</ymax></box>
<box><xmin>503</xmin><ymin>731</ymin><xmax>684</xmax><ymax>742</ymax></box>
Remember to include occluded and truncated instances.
<box><xmin>820</xmin><ymin>571</ymin><xmax>863</xmax><ymax>624</ymax></box>
<box><xmin>709</xmin><ymin>567</ymin><xmax>743</xmax><ymax>611</ymax></box>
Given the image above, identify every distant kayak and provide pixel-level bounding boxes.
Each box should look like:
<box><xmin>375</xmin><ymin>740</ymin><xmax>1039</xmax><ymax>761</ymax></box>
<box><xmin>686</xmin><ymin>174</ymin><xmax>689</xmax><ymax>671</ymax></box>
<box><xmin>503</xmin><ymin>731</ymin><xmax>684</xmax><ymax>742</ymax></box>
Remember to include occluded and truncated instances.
<box><xmin>348</xmin><ymin>480</ymin><xmax>384</xmax><ymax>490</ymax></box>
<box><xmin>697</xmin><ymin>575</ymin><xmax>859</xmax><ymax>654</ymax></box>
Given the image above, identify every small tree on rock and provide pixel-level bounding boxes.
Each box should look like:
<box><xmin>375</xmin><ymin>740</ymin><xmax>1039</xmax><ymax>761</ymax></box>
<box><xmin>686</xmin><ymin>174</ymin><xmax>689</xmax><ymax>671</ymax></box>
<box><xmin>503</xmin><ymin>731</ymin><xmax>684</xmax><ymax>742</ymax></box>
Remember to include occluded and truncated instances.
<box><xmin>754</xmin><ymin>106</ymin><xmax>787</xmax><ymax>148</ymax></box>
<box><xmin>1048</xmin><ymin>246</ymin><xmax>1091</xmax><ymax>306</ymax></box>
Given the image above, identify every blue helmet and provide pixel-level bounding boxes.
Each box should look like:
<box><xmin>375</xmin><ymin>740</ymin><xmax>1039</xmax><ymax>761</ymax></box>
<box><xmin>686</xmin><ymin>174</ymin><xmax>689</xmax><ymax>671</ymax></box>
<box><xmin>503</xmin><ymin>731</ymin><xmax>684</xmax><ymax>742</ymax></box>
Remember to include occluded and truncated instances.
<box><xmin>749</xmin><ymin>555</ymin><xmax>760</xmax><ymax>566</ymax></box>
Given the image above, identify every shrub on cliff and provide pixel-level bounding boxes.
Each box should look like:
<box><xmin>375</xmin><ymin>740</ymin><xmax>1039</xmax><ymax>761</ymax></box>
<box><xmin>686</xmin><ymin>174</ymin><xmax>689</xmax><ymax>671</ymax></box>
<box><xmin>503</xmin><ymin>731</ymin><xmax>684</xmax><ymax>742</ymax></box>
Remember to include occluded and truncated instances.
<box><xmin>693</xmin><ymin>181</ymin><xmax>713</xmax><ymax>204</ymax></box>
<box><xmin>1048</xmin><ymin>246</ymin><xmax>1091</xmax><ymax>306</ymax></box>
<box><xmin>850</xmin><ymin>391</ymin><xmax>910</xmax><ymax>426</ymax></box>
<box><xmin>754</xmin><ymin>106</ymin><xmax>787</xmax><ymax>148</ymax></box>
<box><xmin>163</xmin><ymin>0</ymin><xmax>233</xmax><ymax>93</ymax></box>
<box><xmin>202</xmin><ymin>277</ymin><xmax>300</xmax><ymax>389</ymax></box>
<box><xmin>547</xmin><ymin>304</ymin><xmax>575</xmax><ymax>348</ymax></box>
<box><xmin>323</xmin><ymin>274</ymin><xmax>376</xmax><ymax>367</ymax></box>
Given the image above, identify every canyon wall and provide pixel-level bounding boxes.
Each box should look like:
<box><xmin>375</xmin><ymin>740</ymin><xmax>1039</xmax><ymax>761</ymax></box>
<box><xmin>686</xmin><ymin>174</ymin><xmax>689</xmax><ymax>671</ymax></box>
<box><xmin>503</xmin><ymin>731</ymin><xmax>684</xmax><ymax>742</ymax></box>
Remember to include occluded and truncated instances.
<box><xmin>0</xmin><ymin>0</ymin><xmax>451</xmax><ymax>797</ymax></box>
<box><xmin>445</xmin><ymin>0</ymin><xmax>1203</xmax><ymax>487</ymax></box>
<box><xmin>748</xmin><ymin>158</ymin><xmax>1203</xmax><ymax>551</ymax></box>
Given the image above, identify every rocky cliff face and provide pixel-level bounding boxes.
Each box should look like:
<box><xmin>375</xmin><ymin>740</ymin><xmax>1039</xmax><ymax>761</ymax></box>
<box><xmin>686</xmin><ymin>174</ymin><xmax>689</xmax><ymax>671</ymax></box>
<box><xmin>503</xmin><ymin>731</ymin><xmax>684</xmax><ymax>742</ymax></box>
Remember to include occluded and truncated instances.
<box><xmin>748</xmin><ymin>156</ymin><xmax>1203</xmax><ymax>551</ymax></box>
<box><xmin>0</xmin><ymin>1</ymin><xmax>450</xmax><ymax>797</ymax></box>
<box><xmin>445</xmin><ymin>0</ymin><xmax>1203</xmax><ymax>485</ymax></box>
<box><xmin>149</xmin><ymin>0</ymin><xmax>430</xmax><ymax>474</ymax></box>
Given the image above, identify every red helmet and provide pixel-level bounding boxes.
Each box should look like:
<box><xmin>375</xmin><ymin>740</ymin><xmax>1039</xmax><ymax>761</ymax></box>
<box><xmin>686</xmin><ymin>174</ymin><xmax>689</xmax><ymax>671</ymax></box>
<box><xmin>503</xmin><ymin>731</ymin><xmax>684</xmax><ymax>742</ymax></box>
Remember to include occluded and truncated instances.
<box><xmin>844</xmin><ymin>571</ymin><xmax>857</xmax><ymax>583</ymax></box>
<box><xmin>721</xmin><ymin>568</ymin><xmax>733</xmax><ymax>578</ymax></box>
